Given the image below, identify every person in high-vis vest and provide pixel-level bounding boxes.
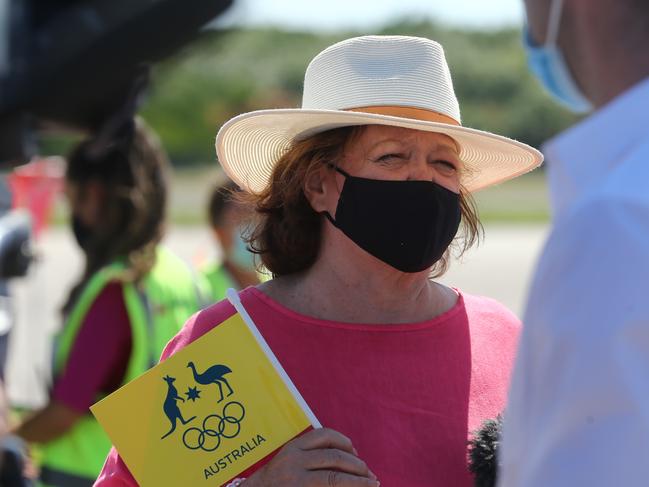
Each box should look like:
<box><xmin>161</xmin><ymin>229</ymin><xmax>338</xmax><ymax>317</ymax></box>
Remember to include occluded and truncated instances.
<box><xmin>201</xmin><ymin>179</ymin><xmax>260</xmax><ymax>301</ymax></box>
<box><xmin>12</xmin><ymin>118</ymin><xmax>206</xmax><ymax>487</ymax></box>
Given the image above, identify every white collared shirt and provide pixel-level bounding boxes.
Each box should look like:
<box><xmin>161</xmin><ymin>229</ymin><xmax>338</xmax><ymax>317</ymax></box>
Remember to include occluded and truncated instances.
<box><xmin>499</xmin><ymin>76</ymin><xmax>649</xmax><ymax>487</ymax></box>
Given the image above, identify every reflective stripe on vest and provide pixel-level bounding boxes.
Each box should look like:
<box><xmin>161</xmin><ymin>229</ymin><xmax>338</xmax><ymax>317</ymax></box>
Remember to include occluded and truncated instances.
<box><xmin>40</xmin><ymin>466</ymin><xmax>95</xmax><ymax>487</ymax></box>
<box><xmin>40</xmin><ymin>247</ymin><xmax>203</xmax><ymax>483</ymax></box>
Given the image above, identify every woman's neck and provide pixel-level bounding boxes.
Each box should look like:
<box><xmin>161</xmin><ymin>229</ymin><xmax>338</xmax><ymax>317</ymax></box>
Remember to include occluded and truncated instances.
<box><xmin>258</xmin><ymin>239</ymin><xmax>457</xmax><ymax>325</ymax></box>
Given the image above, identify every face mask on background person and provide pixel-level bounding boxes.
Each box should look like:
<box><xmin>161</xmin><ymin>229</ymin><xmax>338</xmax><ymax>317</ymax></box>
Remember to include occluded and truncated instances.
<box><xmin>228</xmin><ymin>229</ymin><xmax>257</xmax><ymax>272</ymax></box>
<box><xmin>72</xmin><ymin>215</ymin><xmax>93</xmax><ymax>251</ymax></box>
<box><xmin>324</xmin><ymin>166</ymin><xmax>462</xmax><ymax>274</ymax></box>
<box><xmin>523</xmin><ymin>0</ymin><xmax>593</xmax><ymax>113</ymax></box>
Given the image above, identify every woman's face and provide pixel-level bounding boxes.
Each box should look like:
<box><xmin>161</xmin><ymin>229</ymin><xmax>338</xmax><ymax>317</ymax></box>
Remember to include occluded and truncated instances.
<box><xmin>310</xmin><ymin>125</ymin><xmax>463</xmax><ymax>229</ymax></box>
<box><xmin>337</xmin><ymin>125</ymin><xmax>462</xmax><ymax>192</ymax></box>
<box><xmin>304</xmin><ymin>124</ymin><xmax>464</xmax><ymax>275</ymax></box>
<box><xmin>64</xmin><ymin>180</ymin><xmax>104</xmax><ymax>229</ymax></box>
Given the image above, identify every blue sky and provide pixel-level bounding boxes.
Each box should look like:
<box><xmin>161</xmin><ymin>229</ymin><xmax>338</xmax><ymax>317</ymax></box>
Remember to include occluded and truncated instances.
<box><xmin>215</xmin><ymin>0</ymin><xmax>525</xmax><ymax>31</ymax></box>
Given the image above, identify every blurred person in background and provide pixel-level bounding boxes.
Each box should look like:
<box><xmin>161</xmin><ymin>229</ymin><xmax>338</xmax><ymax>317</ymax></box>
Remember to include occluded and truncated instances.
<box><xmin>0</xmin><ymin>177</ymin><xmax>14</xmax><ymax>379</ymax></box>
<box><xmin>202</xmin><ymin>178</ymin><xmax>260</xmax><ymax>300</ymax></box>
<box><xmin>498</xmin><ymin>0</ymin><xmax>649</xmax><ymax>485</ymax></box>
<box><xmin>97</xmin><ymin>35</ymin><xmax>542</xmax><ymax>487</ymax></box>
<box><xmin>12</xmin><ymin>118</ymin><xmax>205</xmax><ymax>487</ymax></box>
<box><xmin>0</xmin><ymin>381</ymin><xmax>33</xmax><ymax>486</ymax></box>
<box><xmin>0</xmin><ymin>167</ymin><xmax>35</xmax><ymax>486</ymax></box>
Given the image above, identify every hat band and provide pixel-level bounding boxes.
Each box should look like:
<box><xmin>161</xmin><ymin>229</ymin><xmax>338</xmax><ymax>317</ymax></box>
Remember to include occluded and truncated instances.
<box><xmin>346</xmin><ymin>106</ymin><xmax>461</xmax><ymax>126</ymax></box>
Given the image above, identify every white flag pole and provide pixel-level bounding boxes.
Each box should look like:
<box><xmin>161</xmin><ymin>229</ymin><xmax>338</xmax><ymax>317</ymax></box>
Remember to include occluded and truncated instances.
<box><xmin>226</xmin><ymin>288</ymin><xmax>321</xmax><ymax>428</ymax></box>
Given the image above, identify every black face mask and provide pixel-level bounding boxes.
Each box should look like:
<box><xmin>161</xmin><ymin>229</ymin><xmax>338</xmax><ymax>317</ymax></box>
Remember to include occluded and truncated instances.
<box><xmin>325</xmin><ymin>167</ymin><xmax>462</xmax><ymax>273</ymax></box>
<box><xmin>72</xmin><ymin>215</ymin><xmax>94</xmax><ymax>251</ymax></box>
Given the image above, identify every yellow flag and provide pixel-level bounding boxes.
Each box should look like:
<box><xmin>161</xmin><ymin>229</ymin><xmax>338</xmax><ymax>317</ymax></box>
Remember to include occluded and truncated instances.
<box><xmin>91</xmin><ymin>290</ymin><xmax>319</xmax><ymax>486</ymax></box>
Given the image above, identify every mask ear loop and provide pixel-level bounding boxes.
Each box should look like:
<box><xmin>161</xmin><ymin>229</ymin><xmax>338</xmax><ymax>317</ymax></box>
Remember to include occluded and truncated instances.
<box><xmin>546</xmin><ymin>0</ymin><xmax>565</xmax><ymax>46</ymax></box>
<box><xmin>326</xmin><ymin>162</ymin><xmax>351</xmax><ymax>178</ymax></box>
<box><xmin>322</xmin><ymin>163</ymin><xmax>351</xmax><ymax>226</ymax></box>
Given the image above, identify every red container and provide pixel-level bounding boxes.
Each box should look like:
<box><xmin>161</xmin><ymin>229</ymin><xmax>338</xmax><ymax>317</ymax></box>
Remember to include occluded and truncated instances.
<box><xmin>8</xmin><ymin>158</ymin><xmax>64</xmax><ymax>237</ymax></box>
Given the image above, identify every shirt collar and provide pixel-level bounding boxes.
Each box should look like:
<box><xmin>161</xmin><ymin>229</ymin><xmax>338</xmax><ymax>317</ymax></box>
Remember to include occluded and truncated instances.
<box><xmin>543</xmin><ymin>76</ymin><xmax>649</xmax><ymax>215</ymax></box>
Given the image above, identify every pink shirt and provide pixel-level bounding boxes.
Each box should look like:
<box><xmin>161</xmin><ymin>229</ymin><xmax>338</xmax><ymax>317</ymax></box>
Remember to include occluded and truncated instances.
<box><xmin>96</xmin><ymin>287</ymin><xmax>520</xmax><ymax>486</ymax></box>
<box><xmin>53</xmin><ymin>283</ymin><xmax>132</xmax><ymax>413</ymax></box>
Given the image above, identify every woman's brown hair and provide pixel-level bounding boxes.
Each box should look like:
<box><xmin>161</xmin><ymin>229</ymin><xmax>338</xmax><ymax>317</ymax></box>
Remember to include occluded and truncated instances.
<box><xmin>241</xmin><ymin>125</ymin><xmax>483</xmax><ymax>278</ymax></box>
<box><xmin>63</xmin><ymin>118</ymin><xmax>168</xmax><ymax>314</ymax></box>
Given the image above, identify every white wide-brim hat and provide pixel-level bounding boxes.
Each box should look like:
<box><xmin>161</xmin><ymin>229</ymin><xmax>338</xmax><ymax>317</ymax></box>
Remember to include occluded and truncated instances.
<box><xmin>216</xmin><ymin>35</ymin><xmax>543</xmax><ymax>194</ymax></box>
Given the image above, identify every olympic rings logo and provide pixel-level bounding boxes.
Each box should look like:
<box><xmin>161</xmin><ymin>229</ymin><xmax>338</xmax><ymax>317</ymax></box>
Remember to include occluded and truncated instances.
<box><xmin>182</xmin><ymin>401</ymin><xmax>246</xmax><ymax>452</ymax></box>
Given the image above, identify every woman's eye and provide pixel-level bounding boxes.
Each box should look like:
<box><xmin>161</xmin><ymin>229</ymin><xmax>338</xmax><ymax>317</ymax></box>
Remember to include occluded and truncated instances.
<box><xmin>432</xmin><ymin>160</ymin><xmax>457</xmax><ymax>172</ymax></box>
<box><xmin>376</xmin><ymin>153</ymin><xmax>404</xmax><ymax>163</ymax></box>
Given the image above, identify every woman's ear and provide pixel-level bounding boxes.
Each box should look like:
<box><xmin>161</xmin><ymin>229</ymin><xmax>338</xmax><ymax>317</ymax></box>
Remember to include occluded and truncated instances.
<box><xmin>304</xmin><ymin>165</ymin><xmax>336</xmax><ymax>214</ymax></box>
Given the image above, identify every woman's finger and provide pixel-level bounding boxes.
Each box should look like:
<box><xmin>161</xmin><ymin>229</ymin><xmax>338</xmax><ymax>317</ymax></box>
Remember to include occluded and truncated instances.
<box><xmin>303</xmin><ymin>448</ymin><xmax>376</xmax><ymax>479</ymax></box>
<box><xmin>308</xmin><ymin>469</ymin><xmax>380</xmax><ymax>487</ymax></box>
<box><xmin>295</xmin><ymin>428</ymin><xmax>356</xmax><ymax>455</ymax></box>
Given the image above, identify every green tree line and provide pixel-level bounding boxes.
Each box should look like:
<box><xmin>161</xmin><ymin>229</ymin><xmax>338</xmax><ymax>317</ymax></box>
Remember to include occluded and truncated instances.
<box><xmin>140</xmin><ymin>21</ymin><xmax>579</xmax><ymax>165</ymax></box>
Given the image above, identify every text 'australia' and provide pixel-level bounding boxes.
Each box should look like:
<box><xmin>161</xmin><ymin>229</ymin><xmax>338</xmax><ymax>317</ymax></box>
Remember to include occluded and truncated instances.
<box><xmin>203</xmin><ymin>434</ymin><xmax>267</xmax><ymax>480</ymax></box>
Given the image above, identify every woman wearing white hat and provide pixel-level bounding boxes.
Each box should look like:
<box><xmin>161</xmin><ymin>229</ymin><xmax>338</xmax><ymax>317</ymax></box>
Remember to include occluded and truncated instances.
<box><xmin>96</xmin><ymin>35</ymin><xmax>542</xmax><ymax>487</ymax></box>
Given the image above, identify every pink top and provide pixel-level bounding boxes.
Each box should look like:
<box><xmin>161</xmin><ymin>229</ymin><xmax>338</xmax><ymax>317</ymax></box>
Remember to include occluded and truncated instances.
<box><xmin>53</xmin><ymin>283</ymin><xmax>132</xmax><ymax>413</ymax></box>
<box><xmin>96</xmin><ymin>287</ymin><xmax>520</xmax><ymax>487</ymax></box>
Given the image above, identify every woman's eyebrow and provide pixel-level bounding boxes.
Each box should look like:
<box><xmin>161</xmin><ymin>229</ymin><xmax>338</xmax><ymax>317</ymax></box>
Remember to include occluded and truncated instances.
<box><xmin>435</xmin><ymin>146</ymin><xmax>459</xmax><ymax>156</ymax></box>
<box><xmin>367</xmin><ymin>138</ymin><xmax>405</xmax><ymax>151</ymax></box>
<box><xmin>366</xmin><ymin>137</ymin><xmax>460</xmax><ymax>157</ymax></box>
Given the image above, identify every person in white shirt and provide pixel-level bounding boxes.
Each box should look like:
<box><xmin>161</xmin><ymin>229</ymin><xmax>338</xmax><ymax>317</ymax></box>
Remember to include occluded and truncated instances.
<box><xmin>498</xmin><ymin>0</ymin><xmax>649</xmax><ymax>485</ymax></box>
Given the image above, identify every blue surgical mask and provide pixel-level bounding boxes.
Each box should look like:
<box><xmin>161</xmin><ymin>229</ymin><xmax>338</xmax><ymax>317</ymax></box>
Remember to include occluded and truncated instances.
<box><xmin>522</xmin><ymin>0</ymin><xmax>593</xmax><ymax>113</ymax></box>
<box><xmin>229</xmin><ymin>230</ymin><xmax>256</xmax><ymax>271</ymax></box>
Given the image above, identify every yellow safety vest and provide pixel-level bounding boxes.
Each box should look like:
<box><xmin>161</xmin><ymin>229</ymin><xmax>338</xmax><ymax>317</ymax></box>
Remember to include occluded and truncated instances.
<box><xmin>39</xmin><ymin>247</ymin><xmax>205</xmax><ymax>487</ymax></box>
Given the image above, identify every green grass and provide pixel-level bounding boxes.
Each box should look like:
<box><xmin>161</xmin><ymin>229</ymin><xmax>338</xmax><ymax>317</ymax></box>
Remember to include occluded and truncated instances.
<box><xmin>473</xmin><ymin>171</ymin><xmax>550</xmax><ymax>223</ymax></box>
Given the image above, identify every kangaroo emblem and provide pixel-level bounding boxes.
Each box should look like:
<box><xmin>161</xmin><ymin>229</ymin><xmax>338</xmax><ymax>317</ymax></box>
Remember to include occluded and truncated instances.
<box><xmin>187</xmin><ymin>361</ymin><xmax>234</xmax><ymax>403</ymax></box>
<box><xmin>161</xmin><ymin>375</ymin><xmax>196</xmax><ymax>440</ymax></box>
